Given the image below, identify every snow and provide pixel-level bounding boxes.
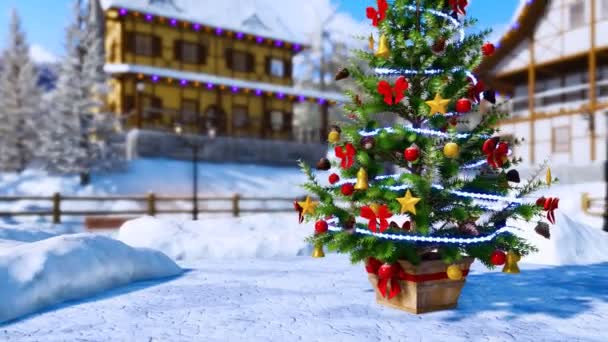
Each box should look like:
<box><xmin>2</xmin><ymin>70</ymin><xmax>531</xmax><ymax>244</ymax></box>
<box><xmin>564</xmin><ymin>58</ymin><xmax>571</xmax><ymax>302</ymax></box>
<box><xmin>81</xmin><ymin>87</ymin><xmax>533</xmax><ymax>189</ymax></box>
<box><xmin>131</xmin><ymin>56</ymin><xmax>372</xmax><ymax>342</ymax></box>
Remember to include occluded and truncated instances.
<box><xmin>104</xmin><ymin>63</ymin><xmax>346</xmax><ymax>102</ymax></box>
<box><xmin>0</xmin><ymin>233</ymin><xmax>182</xmax><ymax>324</ymax></box>
<box><xmin>117</xmin><ymin>214</ymin><xmax>313</xmax><ymax>260</ymax></box>
<box><xmin>2</xmin><ymin>254</ymin><xmax>607</xmax><ymax>341</ymax></box>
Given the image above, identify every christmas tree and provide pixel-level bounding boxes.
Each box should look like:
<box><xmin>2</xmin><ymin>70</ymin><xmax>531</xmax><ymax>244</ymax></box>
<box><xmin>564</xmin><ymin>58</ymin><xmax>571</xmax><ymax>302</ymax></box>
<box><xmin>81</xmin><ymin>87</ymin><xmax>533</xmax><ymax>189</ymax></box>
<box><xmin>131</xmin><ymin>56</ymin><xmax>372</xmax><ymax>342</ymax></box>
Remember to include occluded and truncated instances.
<box><xmin>297</xmin><ymin>0</ymin><xmax>559</xmax><ymax>304</ymax></box>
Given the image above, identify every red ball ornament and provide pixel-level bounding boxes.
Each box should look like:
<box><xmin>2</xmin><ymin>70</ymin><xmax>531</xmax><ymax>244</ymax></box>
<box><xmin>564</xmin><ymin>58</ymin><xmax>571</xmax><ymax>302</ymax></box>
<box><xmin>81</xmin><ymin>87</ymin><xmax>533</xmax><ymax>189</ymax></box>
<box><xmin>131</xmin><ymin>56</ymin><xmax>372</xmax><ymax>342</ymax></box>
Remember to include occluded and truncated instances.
<box><xmin>314</xmin><ymin>220</ymin><xmax>328</xmax><ymax>234</ymax></box>
<box><xmin>328</xmin><ymin>173</ymin><xmax>340</xmax><ymax>184</ymax></box>
<box><xmin>404</xmin><ymin>144</ymin><xmax>420</xmax><ymax>162</ymax></box>
<box><xmin>490</xmin><ymin>250</ymin><xmax>507</xmax><ymax>265</ymax></box>
<box><xmin>481</xmin><ymin>42</ymin><xmax>495</xmax><ymax>56</ymax></box>
<box><xmin>455</xmin><ymin>98</ymin><xmax>472</xmax><ymax>113</ymax></box>
<box><xmin>341</xmin><ymin>183</ymin><xmax>354</xmax><ymax>196</ymax></box>
<box><xmin>378</xmin><ymin>263</ymin><xmax>395</xmax><ymax>279</ymax></box>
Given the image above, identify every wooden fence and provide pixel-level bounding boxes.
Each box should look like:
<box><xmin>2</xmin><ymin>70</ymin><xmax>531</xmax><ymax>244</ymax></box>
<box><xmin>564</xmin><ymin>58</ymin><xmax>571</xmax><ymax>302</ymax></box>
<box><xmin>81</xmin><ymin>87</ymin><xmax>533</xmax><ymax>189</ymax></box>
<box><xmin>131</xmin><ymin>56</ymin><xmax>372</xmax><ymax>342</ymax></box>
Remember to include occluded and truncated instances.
<box><xmin>0</xmin><ymin>193</ymin><xmax>297</xmax><ymax>224</ymax></box>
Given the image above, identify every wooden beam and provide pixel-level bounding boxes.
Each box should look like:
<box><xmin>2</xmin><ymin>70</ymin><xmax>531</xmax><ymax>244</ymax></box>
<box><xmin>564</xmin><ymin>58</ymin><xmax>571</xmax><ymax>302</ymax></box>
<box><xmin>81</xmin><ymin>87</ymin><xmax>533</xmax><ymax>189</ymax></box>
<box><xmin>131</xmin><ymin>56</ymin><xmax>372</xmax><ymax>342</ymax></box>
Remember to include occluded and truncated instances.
<box><xmin>500</xmin><ymin>102</ymin><xmax>608</xmax><ymax>124</ymax></box>
<box><xmin>589</xmin><ymin>0</ymin><xmax>597</xmax><ymax>161</ymax></box>
<box><xmin>528</xmin><ymin>35</ymin><xmax>536</xmax><ymax>164</ymax></box>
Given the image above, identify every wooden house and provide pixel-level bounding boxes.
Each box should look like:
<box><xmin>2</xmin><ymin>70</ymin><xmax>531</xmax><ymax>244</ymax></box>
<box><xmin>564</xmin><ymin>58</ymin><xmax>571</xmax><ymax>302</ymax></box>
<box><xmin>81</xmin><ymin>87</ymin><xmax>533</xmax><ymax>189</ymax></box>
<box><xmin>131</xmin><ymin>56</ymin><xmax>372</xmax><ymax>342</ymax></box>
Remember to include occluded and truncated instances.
<box><xmin>99</xmin><ymin>0</ymin><xmax>343</xmax><ymax>140</ymax></box>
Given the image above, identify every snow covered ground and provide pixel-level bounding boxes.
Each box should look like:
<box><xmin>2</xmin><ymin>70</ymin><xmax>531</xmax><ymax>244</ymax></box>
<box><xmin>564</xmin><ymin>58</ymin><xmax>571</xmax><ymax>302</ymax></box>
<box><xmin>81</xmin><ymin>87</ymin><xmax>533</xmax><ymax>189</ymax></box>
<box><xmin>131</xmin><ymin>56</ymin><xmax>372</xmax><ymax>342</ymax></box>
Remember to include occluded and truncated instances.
<box><xmin>2</xmin><ymin>254</ymin><xmax>607</xmax><ymax>342</ymax></box>
<box><xmin>0</xmin><ymin>211</ymin><xmax>607</xmax><ymax>340</ymax></box>
<box><xmin>0</xmin><ymin>232</ymin><xmax>182</xmax><ymax>324</ymax></box>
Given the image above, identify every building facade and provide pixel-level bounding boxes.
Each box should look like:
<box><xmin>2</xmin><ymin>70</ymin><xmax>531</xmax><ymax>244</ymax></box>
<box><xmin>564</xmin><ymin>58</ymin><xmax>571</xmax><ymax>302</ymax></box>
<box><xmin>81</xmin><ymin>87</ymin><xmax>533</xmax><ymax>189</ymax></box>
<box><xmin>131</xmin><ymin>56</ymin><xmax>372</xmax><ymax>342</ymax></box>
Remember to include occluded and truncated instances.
<box><xmin>99</xmin><ymin>0</ymin><xmax>342</xmax><ymax>140</ymax></box>
<box><xmin>478</xmin><ymin>0</ymin><xmax>608</xmax><ymax>171</ymax></box>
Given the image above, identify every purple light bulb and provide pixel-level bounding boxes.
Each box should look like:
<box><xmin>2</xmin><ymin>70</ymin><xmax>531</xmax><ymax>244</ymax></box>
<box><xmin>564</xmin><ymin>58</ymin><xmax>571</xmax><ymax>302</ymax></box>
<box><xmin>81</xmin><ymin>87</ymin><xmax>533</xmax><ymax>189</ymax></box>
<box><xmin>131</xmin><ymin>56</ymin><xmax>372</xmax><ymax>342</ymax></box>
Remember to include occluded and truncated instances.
<box><xmin>277</xmin><ymin>92</ymin><xmax>285</xmax><ymax>99</ymax></box>
<box><xmin>255</xmin><ymin>89</ymin><xmax>263</xmax><ymax>96</ymax></box>
<box><xmin>193</xmin><ymin>23</ymin><xmax>201</xmax><ymax>31</ymax></box>
<box><xmin>293</xmin><ymin>44</ymin><xmax>301</xmax><ymax>51</ymax></box>
<box><xmin>206</xmin><ymin>83</ymin><xmax>214</xmax><ymax>89</ymax></box>
<box><xmin>231</xmin><ymin>86</ymin><xmax>239</xmax><ymax>93</ymax></box>
<box><xmin>180</xmin><ymin>79</ymin><xmax>188</xmax><ymax>86</ymax></box>
<box><xmin>151</xmin><ymin>75</ymin><xmax>159</xmax><ymax>82</ymax></box>
<box><xmin>236</xmin><ymin>32</ymin><xmax>244</xmax><ymax>40</ymax></box>
<box><xmin>119</xmin><ymin>8</ymin><xmax>128</xmax><ymax>16</ymax></box>
<box><xmin>274</xmin><ymin>40</ymin><xmax>283</xmax><ymax>47</ymax></box>
<box><xmin>145</xmin><ymin>14</ymin><xmax>153</xmax><ymax>21</ymax></box>
<box><xmin>298</xmin><ymin>95</ymin><xmax>305</xmax><ymax>102</ymax></box>
<box><xmin>255</xmin><ymin>36</ymin><xmax>264</xmax><ymax>44</ymax></box>
<box><xmin>215</xmin><ymin>28</ymin><xmax>223</xmax><ymax>35</ymax></box>
<box><xmin>170</xmin><ymin>19</ymin><xmax>177</xmax><ymax>26</ymax></box>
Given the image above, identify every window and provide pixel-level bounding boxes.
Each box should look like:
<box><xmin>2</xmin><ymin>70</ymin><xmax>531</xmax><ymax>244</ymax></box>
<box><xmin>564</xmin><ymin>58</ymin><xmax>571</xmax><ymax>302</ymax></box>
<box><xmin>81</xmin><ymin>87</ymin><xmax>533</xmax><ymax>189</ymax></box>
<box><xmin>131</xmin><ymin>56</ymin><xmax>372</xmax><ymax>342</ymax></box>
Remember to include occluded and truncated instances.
<box><xmin>270</xmin><ymin>110</ymin><xmax>284</xmax><ymax>131</ymax></box>
<box><xmin>232</xmin><ymin>106</ymin><xmax>249</xmax><ymax>129</ymax></box>
<box><xmin>602</xmin><ymin>0</ymin><xmax>608</xmax><ymax>18</ymax></box>
<box><xmin>134</xmin><ymin>34</ymin><xmax>155</xmax><ymax>56</ymax></box>
<box><xmin>181</xmin><ymin>100</ymin><xmax>199</xmax><ymax>124</ymax></box>
<box><xmin>552</xmin><ymin>126</ymin><xmax>570</xmax><ymax>153</ymax></box>
<box><xmin>142</xmin><ymin>96</ymin><xmax>163</xmax><ymax>120</ymax></box>
<box><xmin>226</xmin><ymin>49</ymin><xmax>253</xmax><ymax>72</ymax></box>
<box><xmin>569</xmin><ymin>0</ymin><xmax>585</xmax><ymax>28</ymax></box>
<box><xmin>270</xmin><ymin>58</ymin><xmax>285</xmax><ymax>77</ymax></box>
<box><xmin>175</xmin><ymin>40</ymin><xmax>206</xmax><ymax>64</ymax></box>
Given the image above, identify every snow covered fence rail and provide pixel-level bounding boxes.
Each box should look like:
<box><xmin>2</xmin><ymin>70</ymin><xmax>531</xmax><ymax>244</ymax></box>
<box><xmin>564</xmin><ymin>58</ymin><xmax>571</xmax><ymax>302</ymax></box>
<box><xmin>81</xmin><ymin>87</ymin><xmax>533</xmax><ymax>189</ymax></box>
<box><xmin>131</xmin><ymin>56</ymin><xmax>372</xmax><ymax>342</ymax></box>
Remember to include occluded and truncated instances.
<box><xmin>0</xmin><ymin>193</ymin><xmax>300</xmax><ymax>226</ymax></box>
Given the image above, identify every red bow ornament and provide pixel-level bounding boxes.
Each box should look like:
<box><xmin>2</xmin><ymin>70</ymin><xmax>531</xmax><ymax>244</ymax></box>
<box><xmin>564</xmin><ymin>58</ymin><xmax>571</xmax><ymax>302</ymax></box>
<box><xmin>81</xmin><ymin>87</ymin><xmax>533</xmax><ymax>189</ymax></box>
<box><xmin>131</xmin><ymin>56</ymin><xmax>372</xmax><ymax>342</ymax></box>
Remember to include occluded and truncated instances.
<box><xmin>293</xmin><ymin>201</ymin><xmax>304</xmax><ymax>223</ymax></box>
<box><xmin>366</xmin><ymin>258</ymin><xmax>403</xmax><ymax>299</ymax></box>
<box><xmin>360</xmin><ymin>204</ymin><xmax>393</xmax><ymax>232</ymax></box>
<box><xmin>482</xmin><ymin>137</ymin><xmax>509</xmax><ymax>168</ymax></box>
<box><xmin>449</xmin><ymin>0</ymin><xmax>469</xmax><ymax>15</ymax></box>
<box><xmin>335</xmin><ymin>143</ymin><xmax>356</xmax><ymax>169</ymax></box>
<box><xmin>366</xmin><ymin>0</ymin><xmax>388</xmax><ymax>27</ymax></box>
<box><xmin>536</xmin><ymin>197</ymin><xmax>559</xmax><ymax>224</ymax></box>
<box><xmin>377</xmin><ymin>76</ymin><xmax>409</xmax><ymax>105</ymax></box>
<box><xmin>467</xmin><ymin>77</ymin><xmax>484</xmax><ymax>104</ymax></box>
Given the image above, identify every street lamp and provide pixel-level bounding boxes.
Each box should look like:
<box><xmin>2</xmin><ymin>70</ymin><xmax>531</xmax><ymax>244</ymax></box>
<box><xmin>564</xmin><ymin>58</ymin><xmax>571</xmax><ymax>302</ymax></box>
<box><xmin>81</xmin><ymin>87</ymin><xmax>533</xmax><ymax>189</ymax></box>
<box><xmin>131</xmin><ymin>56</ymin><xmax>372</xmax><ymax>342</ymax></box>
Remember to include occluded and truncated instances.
<box><xmin>174</xmin><ymin>122</ymin><xmax>215</xmax><ymax>220</ymax></box>
<box><xmin>135</xmin><ymin>82</ymin><xmax>145</xmax><ymax>129</ymax></box>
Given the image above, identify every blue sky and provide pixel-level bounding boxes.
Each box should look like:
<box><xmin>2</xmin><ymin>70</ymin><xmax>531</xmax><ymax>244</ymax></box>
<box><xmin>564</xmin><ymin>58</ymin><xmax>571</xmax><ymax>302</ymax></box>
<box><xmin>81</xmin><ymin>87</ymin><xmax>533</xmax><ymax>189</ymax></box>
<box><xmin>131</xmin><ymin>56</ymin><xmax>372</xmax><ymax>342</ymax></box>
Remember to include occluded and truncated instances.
<box><xmin>0</xmin><ymin>0</ymin><xmax>520</xmax><ymax>62</ymax></box>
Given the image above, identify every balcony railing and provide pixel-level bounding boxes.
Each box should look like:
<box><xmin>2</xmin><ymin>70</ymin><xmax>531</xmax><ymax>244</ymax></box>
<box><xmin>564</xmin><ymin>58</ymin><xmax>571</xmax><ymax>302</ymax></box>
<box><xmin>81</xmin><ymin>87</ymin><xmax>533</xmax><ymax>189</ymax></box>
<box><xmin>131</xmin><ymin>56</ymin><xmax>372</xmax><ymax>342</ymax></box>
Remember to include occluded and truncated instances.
<box><xmin>505</xmin><ymin>79</ymin><xmax>608</xmax><ymax>118</ymax></box>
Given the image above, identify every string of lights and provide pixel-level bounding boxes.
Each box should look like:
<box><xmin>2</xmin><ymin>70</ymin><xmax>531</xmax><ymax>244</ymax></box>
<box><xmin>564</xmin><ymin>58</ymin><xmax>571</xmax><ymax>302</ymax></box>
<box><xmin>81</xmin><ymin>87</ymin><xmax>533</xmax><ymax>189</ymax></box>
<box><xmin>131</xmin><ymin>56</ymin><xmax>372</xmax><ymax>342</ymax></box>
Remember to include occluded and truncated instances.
<box><xmin>325</xmin><ymin>217</ymin><xmax>514</xmax><ymax>244</ymax></box>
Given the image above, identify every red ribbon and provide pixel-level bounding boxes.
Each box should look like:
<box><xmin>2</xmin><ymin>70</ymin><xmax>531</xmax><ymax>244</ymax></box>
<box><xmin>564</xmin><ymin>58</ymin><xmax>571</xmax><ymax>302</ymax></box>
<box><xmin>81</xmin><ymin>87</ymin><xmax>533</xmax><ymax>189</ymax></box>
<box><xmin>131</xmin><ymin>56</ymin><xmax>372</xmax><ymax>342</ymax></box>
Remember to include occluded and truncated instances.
<box><xmin>335</xmin><ymin>143</ymin><xmax>356</xmax><ymax>169</ymax></box>
<box><xmin>467</xmin><ymin>77</ymin><xmax>484</xmax><ymax>103</ymax></box>
<box><xmin>377</xmin><ymin>76</ymin><xmax>409</xmax><ymax>105</ymax></box>
<box><xmin>536</xmin><ymin>197</ymin><xmax>559</xmax><ymax>224</ymax></box>
<box><xmin>482</xmin><ymin>137</ymin><xmax>509</xmax><ymax>168</ymax></box>
<box><xmin>449</xmin><ymin>0</ymin><xmax>469</xmax><ymax>15</ymax></box>
<box><xmin>360</xmin><ymin>205</ymin><xmax>393</xmax><ymax>233</ymax></box>
<box><xmin>366</xmin><ymin>0</ymin><xmax>388</xmax><ymax>27</ymax></box>
<box><xmin>365</xmin><ymin>258</ymin><xmax>469</xmax><ymax>299</ymax></box>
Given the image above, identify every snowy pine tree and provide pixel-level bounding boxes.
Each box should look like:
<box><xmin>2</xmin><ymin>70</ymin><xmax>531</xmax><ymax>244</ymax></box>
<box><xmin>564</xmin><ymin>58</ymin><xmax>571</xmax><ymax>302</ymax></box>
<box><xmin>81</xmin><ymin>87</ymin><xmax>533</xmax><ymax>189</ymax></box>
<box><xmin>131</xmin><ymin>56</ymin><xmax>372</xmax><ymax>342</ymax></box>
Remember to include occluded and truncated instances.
<box><xmin>0</xmin><ymin>9</ymin><xmax>42</xmax><ymax>172</ymax></box>
<box><xmin>38</xmin><ymin>0</ymin><xmax>124</xmax><ymax>184</ymax></box>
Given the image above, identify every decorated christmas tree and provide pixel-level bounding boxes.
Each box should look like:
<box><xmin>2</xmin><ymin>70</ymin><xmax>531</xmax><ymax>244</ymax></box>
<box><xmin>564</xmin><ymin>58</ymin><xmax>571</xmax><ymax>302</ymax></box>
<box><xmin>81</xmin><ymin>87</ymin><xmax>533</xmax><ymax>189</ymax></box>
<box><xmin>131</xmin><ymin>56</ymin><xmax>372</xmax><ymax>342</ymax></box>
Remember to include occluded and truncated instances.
<box><xmin>296</xmin><ymin>0</ymin><xmax>559</xmax><ymax>314</ymax></box>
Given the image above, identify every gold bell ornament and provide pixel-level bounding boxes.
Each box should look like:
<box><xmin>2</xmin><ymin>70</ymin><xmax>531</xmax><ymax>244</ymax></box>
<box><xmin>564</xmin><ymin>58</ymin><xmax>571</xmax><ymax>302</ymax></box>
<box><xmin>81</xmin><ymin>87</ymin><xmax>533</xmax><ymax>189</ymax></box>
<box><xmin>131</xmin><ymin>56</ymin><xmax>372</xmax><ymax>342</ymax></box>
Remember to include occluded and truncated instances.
<box><xmin>312</xmin><ymin>243</ymin><xmax>325</xmax><ymax>258</ymax></box>
<box><xmin>328</xmin><ymin>131</ymin><xmax>340</xmax><ymax>144</ymax></box>
<box><xmin>502</xmin><ymin>250</ymin><xmax>521</xmax><ymax>274</ymax></box>
<box><xmin>354</xmin><ymin>167</ymin><xmax>369</xmax><ymax>190</ymax></box>
<box><xmin>375</xmin><ymin>34</ymin><xmax>390</xmax><ymax>58</ymax></box>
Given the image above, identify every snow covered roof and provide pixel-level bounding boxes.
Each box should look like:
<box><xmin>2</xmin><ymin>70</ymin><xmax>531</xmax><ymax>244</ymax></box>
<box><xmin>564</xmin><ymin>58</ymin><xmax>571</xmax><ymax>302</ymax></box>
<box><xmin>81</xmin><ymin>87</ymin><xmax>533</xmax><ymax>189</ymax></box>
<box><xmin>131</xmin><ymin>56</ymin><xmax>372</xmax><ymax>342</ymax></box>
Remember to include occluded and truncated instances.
<box><xmin>104</xmin><ymin>63</ymin><xmax>346</xmax><ymax>103</ymax></box>
<box><xmin>99</xmin><ymin>0</ymin><xmax>307</xmax><ymax>46</ymax></box>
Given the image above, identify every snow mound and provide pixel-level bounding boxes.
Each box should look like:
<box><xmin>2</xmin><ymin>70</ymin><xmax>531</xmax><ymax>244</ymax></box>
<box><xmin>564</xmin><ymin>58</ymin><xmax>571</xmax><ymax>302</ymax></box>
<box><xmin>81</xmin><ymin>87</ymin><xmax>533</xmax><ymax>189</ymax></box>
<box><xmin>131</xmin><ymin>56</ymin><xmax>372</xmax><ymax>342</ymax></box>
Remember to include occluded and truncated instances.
<box><xmin>0</xmin><ymin>234</ymin><xmax>182</xmax><ymax>323</ymax></box>
<box><xmin>512</xmin><ymin>212</ymin><xmax>608</xmax><ymax>266</ymax></box>
<box><xmin>117</xmin><ymin>214</ymin><xmax>313</xmax><ymax>261</ymax></box>
<box><xmin>0</xmin><ymin>225</ymin><xmax>58</xmax><ymax>244</ymax></box>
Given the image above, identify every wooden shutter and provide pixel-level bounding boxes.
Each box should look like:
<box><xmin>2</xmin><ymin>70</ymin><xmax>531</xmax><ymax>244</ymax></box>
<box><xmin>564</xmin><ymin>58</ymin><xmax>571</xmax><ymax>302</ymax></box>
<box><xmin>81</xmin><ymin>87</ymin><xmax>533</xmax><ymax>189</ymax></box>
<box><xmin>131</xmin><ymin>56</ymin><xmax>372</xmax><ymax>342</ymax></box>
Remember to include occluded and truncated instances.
<box><xmin>197</xmin><ymin>44</ymin><xmax>207</xmax><ymax>64</ymax></box>
<box><xmin>225</xmin><ymin>48</ymin><xmax>234</xmax><ymax>69</ymax></box>
<box><xmin>284</xmin><ymin>58</ymin><xmax>292</xmax><ymax>79</ymax></box>
<box><xmin>152</xmin><ymin>36</ymin><xmax>162</xmax><ymax>57</ymax></box>
<box><xmin>174</xmin><ymin>40</ymin><xmax>182</xmax><ymax>60</ymax></box>
<box><xmin>246</xmin><ymin>53</ymin><xmax>255</xmax><ymax>72</ymax></box>
<box><xmin>265</xmin><ymin>56</ymin><xmax>271</xmax><ymax>75</ymax></box>
<box><xmin>125</xmin><ymin>32</ymin><xmax>135</xmax><ymax>53</ymax></box>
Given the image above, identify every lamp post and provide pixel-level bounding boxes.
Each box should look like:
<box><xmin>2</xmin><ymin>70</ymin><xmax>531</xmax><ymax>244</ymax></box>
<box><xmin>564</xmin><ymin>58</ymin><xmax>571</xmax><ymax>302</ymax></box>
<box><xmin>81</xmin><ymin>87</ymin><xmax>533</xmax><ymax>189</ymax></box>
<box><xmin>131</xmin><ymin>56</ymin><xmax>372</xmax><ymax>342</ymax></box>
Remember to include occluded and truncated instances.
<box><xmin>174</xmin><ymin>123</ymin><xmax>216</xmax><ymax>221</ymax></box>
<box><xmin>135</xmin><ymin>82</ymin><xmax>145</xmax><ymax>129</ymax></box>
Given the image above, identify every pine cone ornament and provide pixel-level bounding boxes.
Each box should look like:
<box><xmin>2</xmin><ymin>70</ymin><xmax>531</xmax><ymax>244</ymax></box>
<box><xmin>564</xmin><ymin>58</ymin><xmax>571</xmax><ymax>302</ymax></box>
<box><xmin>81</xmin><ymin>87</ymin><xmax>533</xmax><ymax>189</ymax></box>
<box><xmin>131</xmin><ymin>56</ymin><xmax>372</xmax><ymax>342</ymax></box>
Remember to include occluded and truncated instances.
<box><xmin>431</xmin><ymin>37</ymin><xmax>447</xmax><ymax>56</ymax></box>
<box><xmin>535</xmin><ymin>222</ymin><xmax>551</xmax><ymax>239</ymax></box>
<box><xmin>316</xmin><ymin>158</ymin><xmax>331</xmax><ymax>171</ymax></box>
<box><xmin>458</xmin><ymin>221</ymin><xmax>479</xmax><ymax>236</ymax></box>
<box><xmin>335</xmin><ymin>68</ymin><xmax>350</xmax><ymax>81</ymax></box>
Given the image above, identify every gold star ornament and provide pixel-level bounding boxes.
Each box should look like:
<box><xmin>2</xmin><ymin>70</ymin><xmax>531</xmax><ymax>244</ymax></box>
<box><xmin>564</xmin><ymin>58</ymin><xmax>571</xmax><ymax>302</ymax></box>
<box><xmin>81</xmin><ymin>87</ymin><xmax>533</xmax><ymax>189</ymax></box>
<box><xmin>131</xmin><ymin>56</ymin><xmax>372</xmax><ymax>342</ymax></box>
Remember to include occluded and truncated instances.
<box><xmin>297</xmin><ymin>196</ymin><xmax>318</xmax><ymax>216</ymax></box>
<box><xmin>425</xmin><ymin>93</ymin><xmax>451</xmax><ymax>115</ymax></box>
<box><xmin>396</xmin><ymin>190</ymin><xmax>421</xmax><ymax>215</ymax></box>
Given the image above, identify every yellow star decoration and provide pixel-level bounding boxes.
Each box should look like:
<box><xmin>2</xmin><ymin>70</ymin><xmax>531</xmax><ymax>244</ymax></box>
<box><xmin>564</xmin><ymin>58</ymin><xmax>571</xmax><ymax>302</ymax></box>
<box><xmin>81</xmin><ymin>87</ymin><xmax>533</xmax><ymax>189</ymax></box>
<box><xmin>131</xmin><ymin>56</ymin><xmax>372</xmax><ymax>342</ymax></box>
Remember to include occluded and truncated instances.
<box><xmin>425</xmin><ymin>93</ymin><xmax>451</xmax><ymax>115</ymax></box>
<box><xmin>396</xmin><ymin>190</ymin><xmax>421</xmax><ymax>215</ymax></box>
<box><xmin>297</xmin><ymin>196</ymin><xmax>318</xmax><ymax>216</ymax></box>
